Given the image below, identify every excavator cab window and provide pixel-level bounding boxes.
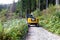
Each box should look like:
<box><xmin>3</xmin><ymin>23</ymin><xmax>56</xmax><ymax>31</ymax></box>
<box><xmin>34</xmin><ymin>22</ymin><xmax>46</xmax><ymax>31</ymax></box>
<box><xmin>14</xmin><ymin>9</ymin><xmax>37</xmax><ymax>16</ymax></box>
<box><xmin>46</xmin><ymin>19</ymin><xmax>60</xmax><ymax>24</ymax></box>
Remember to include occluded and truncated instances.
<box><xmin>27</xmin><ymin>14</ymin><xmax>34</xmax><ymax>18</ymax></box>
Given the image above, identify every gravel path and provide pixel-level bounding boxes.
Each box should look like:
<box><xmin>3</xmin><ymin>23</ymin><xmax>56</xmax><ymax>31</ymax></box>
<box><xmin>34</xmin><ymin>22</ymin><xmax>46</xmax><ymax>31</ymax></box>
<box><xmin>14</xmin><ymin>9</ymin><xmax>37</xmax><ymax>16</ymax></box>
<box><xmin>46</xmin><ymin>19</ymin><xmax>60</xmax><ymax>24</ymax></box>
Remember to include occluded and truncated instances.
<box><xmin>26</xmin><ymin>27</ymin><xmax>60</xmax><ymax>40</ymax></box>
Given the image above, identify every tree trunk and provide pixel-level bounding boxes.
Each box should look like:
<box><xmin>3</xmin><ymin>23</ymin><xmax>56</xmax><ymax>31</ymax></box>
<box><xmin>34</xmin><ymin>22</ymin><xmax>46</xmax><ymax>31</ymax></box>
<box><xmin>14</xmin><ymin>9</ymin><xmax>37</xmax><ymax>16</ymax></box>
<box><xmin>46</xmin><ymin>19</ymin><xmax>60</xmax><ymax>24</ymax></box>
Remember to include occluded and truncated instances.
<box><xmin>29</xmin><ymin>0</ymin><xmax>31</xmax><ymax>13</ymax></box>
<box><xmin>38</xmin><ymin>0</ymin><xmax>40</xmax><ymax>10</ymax></box>
<box><xmin>56</xmin><ymin>0</ymin><xmax>59</xmax><ymax>5</ymax></box>
<box><xmin>34</xmin><ymin>0</ymin><xmax>36</xmax><ymax>11</ymax></box>
<box><xmin>46</xmin><ymin>0</ymin><xmax>48</xmax><ymax>8</ymax></box>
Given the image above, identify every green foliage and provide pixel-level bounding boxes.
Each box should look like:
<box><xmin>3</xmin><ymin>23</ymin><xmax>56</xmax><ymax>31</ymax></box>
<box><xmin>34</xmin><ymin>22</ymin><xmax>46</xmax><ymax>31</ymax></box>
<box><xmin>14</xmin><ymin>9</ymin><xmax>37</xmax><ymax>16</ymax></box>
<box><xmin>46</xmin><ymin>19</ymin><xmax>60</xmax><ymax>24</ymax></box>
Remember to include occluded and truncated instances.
<box><xmin>0</xmin><ymin>9</ymin><xmax>7</xmax><ymax>22</ymax></box>
<box><xmin>0</xmin><ymin>21</ymin><xmax>3</xmax><ymax>32</ymax></box>
<box><xmin>0</xmin><ymin>19</ymin><xmax>28</xmax><ymax>40</ymax></box>
<box><xmin>16</xmin><ymin>0</ymin><xmax>36</xmax><ymax>17</ymax></box>
<box><xmin>39</xmin><ymin>5</ymin><xmax>60</xmax><ymax>35</ymax></box>
<box><xmin>54</xmin><ymin>11</ymin><xmax>60</xmax><ymax>18</ymax></box>
<box><xmin>32</xmin><ymin>9</ymin><xmax>41</xmax><ymax>17</ymax></box>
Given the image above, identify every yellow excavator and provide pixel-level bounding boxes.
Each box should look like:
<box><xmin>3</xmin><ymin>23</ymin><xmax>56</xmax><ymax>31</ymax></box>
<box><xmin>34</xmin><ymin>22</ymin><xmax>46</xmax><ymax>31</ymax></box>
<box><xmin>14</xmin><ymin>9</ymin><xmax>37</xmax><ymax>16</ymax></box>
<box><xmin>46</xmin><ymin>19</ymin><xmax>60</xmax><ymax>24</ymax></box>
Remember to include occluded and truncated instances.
<box><xmin>27</xmin><ymin>14</ymin><xmax>39</xmax><ymax>27</ymax></box>
<box><xmin>26</xmin><ymin>0</ymin><xmax>39</xmax><ymax>27</ymax></box>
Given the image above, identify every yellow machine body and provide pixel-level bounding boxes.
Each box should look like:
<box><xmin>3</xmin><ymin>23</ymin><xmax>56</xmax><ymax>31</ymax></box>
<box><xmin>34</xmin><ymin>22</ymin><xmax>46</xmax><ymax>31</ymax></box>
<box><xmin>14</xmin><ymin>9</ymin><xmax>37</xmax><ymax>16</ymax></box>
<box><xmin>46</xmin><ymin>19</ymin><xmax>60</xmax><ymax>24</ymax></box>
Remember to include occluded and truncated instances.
<box><xmin>27</xmin><ymin>18</ymin><xmax>39</xmax><ymax>24</ymax></box>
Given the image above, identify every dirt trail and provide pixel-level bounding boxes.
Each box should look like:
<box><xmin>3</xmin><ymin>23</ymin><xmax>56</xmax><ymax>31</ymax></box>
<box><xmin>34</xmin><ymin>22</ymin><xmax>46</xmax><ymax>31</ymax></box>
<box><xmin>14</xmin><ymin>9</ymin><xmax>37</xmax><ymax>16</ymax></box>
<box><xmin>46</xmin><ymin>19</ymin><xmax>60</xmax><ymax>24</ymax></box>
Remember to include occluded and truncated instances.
<box><xmin>26</xmin><ymin>27</ymin><xmax>60</xmax><ymax>40</ymax></box>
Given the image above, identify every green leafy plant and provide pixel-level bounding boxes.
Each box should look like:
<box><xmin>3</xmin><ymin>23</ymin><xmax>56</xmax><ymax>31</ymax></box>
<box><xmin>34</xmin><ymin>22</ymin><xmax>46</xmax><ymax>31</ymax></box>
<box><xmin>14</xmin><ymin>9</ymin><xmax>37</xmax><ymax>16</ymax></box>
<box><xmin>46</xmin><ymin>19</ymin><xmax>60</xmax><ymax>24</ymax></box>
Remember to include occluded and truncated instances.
<box><xmin>39</xmin><ymin>5</ymin><xmax>60</xmax><ymax>35</ymax></box>
<box><xmin>0</xmin><ymin>19</ymin><xmax>28</xmax><ymax>40</ymax></box>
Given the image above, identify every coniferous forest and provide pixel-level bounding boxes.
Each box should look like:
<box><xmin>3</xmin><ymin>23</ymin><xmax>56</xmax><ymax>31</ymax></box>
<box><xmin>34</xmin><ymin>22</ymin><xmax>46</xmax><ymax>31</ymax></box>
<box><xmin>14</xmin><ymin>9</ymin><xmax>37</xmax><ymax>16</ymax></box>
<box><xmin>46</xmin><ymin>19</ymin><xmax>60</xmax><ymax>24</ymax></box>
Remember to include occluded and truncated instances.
<box><xmin>0</xmin><ymin>0</ymin><xmax>60</xmax><ymax>40</ymax></box>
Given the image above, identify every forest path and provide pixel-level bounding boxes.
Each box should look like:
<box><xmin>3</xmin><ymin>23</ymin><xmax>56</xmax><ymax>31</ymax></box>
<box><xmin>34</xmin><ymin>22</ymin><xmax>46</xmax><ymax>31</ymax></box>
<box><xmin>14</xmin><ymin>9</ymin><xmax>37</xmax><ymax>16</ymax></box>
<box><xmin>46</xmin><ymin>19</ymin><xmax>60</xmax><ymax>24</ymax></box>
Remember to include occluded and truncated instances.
<box><xmin>26</xmin><ymin>27</ymin><xmax>60</xmax><ymax>40</ymax></box>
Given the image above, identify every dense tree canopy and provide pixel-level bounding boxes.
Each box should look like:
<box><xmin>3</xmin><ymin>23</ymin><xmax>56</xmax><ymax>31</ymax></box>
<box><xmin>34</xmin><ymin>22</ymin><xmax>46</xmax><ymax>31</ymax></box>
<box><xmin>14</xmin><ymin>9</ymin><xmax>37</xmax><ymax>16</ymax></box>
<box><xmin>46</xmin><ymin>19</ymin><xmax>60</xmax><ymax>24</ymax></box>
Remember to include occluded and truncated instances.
<box><xmin>16</xmin><ymin>0</ymin><xmax>59</xmax><ymax>17</ymax></box>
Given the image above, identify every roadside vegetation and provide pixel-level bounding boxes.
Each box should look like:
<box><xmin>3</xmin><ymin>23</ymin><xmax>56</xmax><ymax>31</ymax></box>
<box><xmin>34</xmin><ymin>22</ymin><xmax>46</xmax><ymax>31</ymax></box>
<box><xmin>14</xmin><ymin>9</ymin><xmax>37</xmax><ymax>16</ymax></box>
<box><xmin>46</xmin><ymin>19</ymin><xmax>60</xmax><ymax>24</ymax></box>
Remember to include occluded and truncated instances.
<box><xmin>32</xmin><ymin>5</ymin><xmax>60</xmax><ymax>35</ymax></box>
<box><xmin>0</xmin><ymin>19</ymin><xmax>28</xmax><ymax>40</ymax></box>
<box><xmin>36</xmin><ymin>5</ymin><xmax>60</xmax><ymax>35</ymax></box>
<box><xmin>0</xmin><ymin>9</ymin><xmax>28</xmax><ymax>40</ymax></box>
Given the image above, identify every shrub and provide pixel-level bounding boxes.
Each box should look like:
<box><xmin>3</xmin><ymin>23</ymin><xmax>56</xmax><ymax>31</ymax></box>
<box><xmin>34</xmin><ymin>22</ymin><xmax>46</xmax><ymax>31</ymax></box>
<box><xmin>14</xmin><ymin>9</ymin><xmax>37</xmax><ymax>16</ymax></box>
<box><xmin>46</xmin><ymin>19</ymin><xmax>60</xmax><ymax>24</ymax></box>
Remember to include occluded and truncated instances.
<box><xmin>0</xmin><ymin>21</ymin><xmax>3</xmax><ymax>32</ymax></box>
<box><xmin>32</xmin><ymin>9</ymin><xmax>41</xmax><ymax>17</ymax></box>
<box><xmin>39</xmin><ymin>5</ymin><xmax>60</xmax><ymax>35</ymax></box>
<box><xmin>0</xmin><ymin>19</ymin><xmax>28</xmax><ymax>40</ymax></box>
<box><xmin>0</xmin><ymin>9</ymin><xmax>7</xmax><ymax>22</ymax></box>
